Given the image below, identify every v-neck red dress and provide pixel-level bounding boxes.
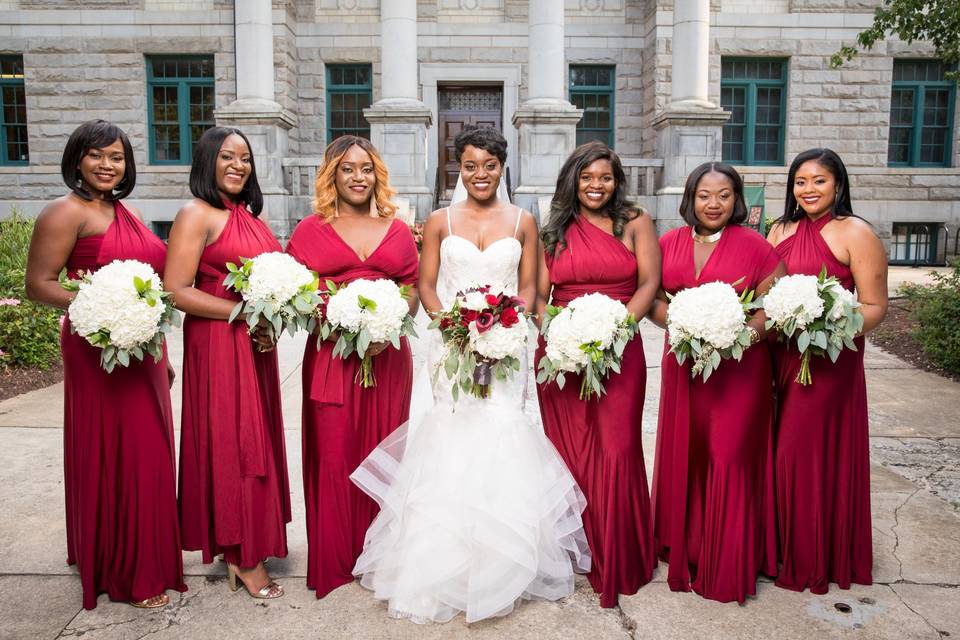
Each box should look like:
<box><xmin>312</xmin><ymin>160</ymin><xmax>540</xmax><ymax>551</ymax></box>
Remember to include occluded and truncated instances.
<box><xmin>534</xmin><ymin>214</ymin><xmax>655</xmax><ymax>608</ymax></box>
<box><xmin>178</xmin><ymin>203</ymin><xmax>291</xmax><ymax>568</ymax></box>
<box><xmin>62</xmin><ymin>201</ymin><xmax>186</xmax><ymax>609</ymax></box>
<box><xmin>772</xmin><ymin>214</ymin><xmax>872</xmax><ymax>594</ymax></box>
<box><xmin>286</xmin><ymin>215</ymin><xmax>419</xmax><ymax>599</ymax></box>
<box><xmin>653</xmin><ymin>224</ymin><xmax>781</xmax><ymax>603</ymax></box>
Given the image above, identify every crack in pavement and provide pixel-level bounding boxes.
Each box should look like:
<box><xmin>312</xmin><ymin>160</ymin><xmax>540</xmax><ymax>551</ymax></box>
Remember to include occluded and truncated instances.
<box><xmin>54</xmin><ymin>607</ymin><xmax>82</xmax><ymax>640</ymax></box>
<box><xmin>614</xmin><ymin>603</ymin><xmax>637</xmax><ymax>638</ymax></box>
<box><xmin>890</xmin><ymin>487</ymin><xmax>920</xmax><ymax>581</ymax></box>
<box><xmin>887</xmin><ymin>584</ymin><xmax>949</xmax><ymax>639</ymax></box>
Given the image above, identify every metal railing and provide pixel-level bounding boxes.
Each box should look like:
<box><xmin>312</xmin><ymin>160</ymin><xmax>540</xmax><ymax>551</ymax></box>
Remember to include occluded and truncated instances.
<box><xmin>619</xmin><ymin>157</ymin><xmax>664</xmax><ymax>197</ymax></box>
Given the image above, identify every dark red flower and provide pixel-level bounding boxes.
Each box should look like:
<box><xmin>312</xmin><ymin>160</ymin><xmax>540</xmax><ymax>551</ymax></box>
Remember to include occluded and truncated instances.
<box><xmin>475</xmin><ymin>311</ymin><xmax>495</xmax><ymax>333</ymax></box>
<box><xmin>485</xmin><ymin>293</ymin><xmax>504</xmax><ymax>307</ymax></box>
<box><xmin>462</xmin><ymin>309</ymin><xmax>478</xmax><ymax>323</ymax></box>
<box><xmin>500</xmin><ymin>306</ymin><xmax>519</xmax><ymax>327</ymax></box>
<box><xmin>439</xmin><ymin>317</ymin><xmax>453</xmax><ymax>330</ymax></box>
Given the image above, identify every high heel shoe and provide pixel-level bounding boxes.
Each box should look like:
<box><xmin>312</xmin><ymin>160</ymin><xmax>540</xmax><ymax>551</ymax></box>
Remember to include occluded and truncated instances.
<box><xmin>130</xmin><ymin>593</ymin><xmax>170</xmax><ymax>609</ymax></box>
<box><xmin>227</xmin><ymin>563</ymin><xmax>284</xmax><ymax>599</ymax></box>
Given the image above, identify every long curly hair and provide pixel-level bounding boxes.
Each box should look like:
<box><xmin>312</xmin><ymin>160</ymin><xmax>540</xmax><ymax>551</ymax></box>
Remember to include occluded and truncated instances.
<box><xmin>312</xmin><ymin>135</ymin><xmax>397</xmax><ymax>220</ymax></box>
<box><xmin>541</xmin><ymin>141</ymin><xmax>639</xmax><ymax>256</ymax></box>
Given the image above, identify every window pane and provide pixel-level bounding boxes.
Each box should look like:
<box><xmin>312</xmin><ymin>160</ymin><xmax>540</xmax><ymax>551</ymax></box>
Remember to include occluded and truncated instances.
<box><xmin>887</xmin><ymin>127</ymin><xmax>911</xmax><ymax>163</ymax></box>
<box><xmin>153</xmin><ymin>125</ymin><xmax>180</xmax><ymax>161</ymax></box>
<box><xmin>722</xmin><ymin>125</ymin><xmax>745</xmax><ymax>163</ymax></box>
<box><xmin>720</xmin><ymin>86</ymin><xmax>746</xmax><ymax>124</ymax></box>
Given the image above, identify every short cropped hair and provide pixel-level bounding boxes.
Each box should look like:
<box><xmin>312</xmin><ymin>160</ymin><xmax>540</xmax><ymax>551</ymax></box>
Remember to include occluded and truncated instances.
<box><xmin>677</xmin><ymin>162</ymin><xmax>748</xmax><ymax>227</ymax></box>
<box><xmin>453</xmin><ymin>126</ymin><xmax>507</xmax><ymax>165</ymax></box>
<box><xmin>60</xmin><ymin>120</ymin><xmax>136</xmax><ymax>201</ymax></box>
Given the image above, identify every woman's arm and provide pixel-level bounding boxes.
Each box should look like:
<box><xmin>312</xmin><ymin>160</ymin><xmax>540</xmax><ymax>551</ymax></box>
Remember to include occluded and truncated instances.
<box><xmin>845</xmin><ymin>218</ymin><xmax>888</xmax><ymax>334</ymax></box>
<box><xmin>533</xmin><ymin>240</ymin><xmax>552</xmax><ymax>330</ymax></box>
<box><xmin>647</xmin><ymin>289</ymin><xmax>669</xmax><ymax>329</ymax></box>
<box><xmin>417</xmin><ymin>211</ymin><xmax>446</xmax><ymax>317</ymax></box>
<box><xmin>516</xmin><ymin>211</ymin><xmax>539</xmax><ymax>314</ymax></box>
<box><xmin>625</xmin><ymin>213</ymin><xmax>661</xmax><ymax>320</ymax></box>
<box><xmin>25</xmin><ymin>200</ymin><xmax>84</xmax><ymax>309</ymax></box>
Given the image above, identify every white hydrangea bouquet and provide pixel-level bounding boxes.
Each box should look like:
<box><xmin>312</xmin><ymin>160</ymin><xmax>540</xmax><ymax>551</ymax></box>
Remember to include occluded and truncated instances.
<box><xmin>63</xmin><ymin>259</ymin><xmax>180</xmax><ymax>373</ymax></box>
<box><xmin>666</xmin><ymin>280</ymin><xmax>757</xmax><ymax>382</ymax></box>
<box><xmin>318</xmin><ymin>278</ymin><xmax>417</xmax><ymax>387</ymax></box>
<box><xmin>536</xmin><ymin>293</ymin><xmax>639</xmax><ymax>400</ymax></box>
<box><xmin>762</xmin><ymin>266</ymin><xmax>863</xmax><ymax>385</ymax></box>
<box><xmin>430</xmin><ymin>285</ymin><xmax>529</xmax><ymax>401</ymax></box>
<box><xmin>223</xmin><ymin>252</ymin><xmax>322</xmax><ymax>342</ymax></box>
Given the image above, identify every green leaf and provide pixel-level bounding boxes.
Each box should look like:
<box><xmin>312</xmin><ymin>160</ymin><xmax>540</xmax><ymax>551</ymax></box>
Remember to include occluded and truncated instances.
<box><xmin>797</xmin><ymin>330</ymin><xmax>811</xmax><ymax>353</ymax></box>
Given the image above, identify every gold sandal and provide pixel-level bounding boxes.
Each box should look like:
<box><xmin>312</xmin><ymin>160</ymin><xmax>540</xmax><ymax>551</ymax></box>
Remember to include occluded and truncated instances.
<box><xmin>227</xmin><ymin>564</ymin><xmax>284</xmax><ymax>600</ymax></box>
<box><xmin>131</xmin><ymin>593</ymin><xmax>170</xmax><ymax>609</ymax></box>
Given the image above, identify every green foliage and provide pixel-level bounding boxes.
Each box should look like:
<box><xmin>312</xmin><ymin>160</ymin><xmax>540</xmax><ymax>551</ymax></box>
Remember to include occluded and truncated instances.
<box><xmin>0</xmin><ymin>210</ymin><xmax>63</xmax><ymax>369</ymax></box>
<box><xmin>901</xmin><ymin>260</ymin><xmax>960</xmax><ymax>375</ymax></box>
<box><xmin>831</xmin><ymin>0</ymin><xmax>960</xmax><ymax>81</ymax></box>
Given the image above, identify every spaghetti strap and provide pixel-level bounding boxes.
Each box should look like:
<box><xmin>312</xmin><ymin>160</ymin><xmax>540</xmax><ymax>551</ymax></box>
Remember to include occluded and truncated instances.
<box><xmin>513</xmin><ymin>206</ymin><xmax>522</xmax><ymax>238</ymax></box>
<box><xmin>445</xmin><ymin>207</ymin><xmax>453</xmax><ymax>236</ymax></box>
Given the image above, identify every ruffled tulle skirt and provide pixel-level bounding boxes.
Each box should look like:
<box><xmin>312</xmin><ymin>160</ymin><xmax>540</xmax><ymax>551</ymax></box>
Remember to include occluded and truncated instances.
<box><xmin>350</xmin><ymin>386</ymin><xmax>591</xmax><ymax>624</ymax></box>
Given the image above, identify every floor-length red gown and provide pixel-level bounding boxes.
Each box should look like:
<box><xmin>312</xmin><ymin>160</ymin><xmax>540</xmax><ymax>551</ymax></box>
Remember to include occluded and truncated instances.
<box><xmin>534</xmin><ymin>214</ymin><xmax>655</xmax><ymax>608</ymax></box>
<box><xmin>61</xmin><ymin>201</ymin><xmax>186</xmax><ymax>609</ymax></box>
<box><xmin>772</xmin><ymin>213</ymin><xmax>872</xmax><ymax>593</ymax></box>
<box><xmin>286</xmin><ymin>216</ymin><xmax>418</xmax><ymax>598</ymax></box>
<box><xmin>652</xmin><ymin>224</ymin><xmax>780</xmax><ymax>603</ymax></box>
<box><xmin>178</xmin><ymin>202</ymin><xmax>291</xmax><ymax>568</ymax></box>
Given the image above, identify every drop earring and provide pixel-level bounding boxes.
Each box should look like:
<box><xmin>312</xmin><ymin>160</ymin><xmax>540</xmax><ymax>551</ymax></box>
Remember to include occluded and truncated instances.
<box><xmin>369</xmin><ymin>196</ymin><xmax>378</xmax><ymax>218</ymax></box>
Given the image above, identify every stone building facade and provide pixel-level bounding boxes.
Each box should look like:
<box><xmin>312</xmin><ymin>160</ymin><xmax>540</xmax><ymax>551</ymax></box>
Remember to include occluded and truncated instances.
<box><xmin>0</xmin><ymin>0</ymin><xmax>958</xmax><ymax>265</ymax></box>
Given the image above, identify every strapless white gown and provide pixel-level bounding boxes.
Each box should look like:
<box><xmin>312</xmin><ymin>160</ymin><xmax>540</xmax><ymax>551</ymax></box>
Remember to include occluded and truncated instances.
<box><xmin>350</xmin><ymin>233</ymin><xmax>591</xmax><ymax>624</ymax></box>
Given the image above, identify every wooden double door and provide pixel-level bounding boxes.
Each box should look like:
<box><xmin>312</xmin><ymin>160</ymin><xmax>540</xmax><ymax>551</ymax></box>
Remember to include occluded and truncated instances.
<box><xmin>438</xmin><ymin>85</ymin><xmax>503</xmax><ymax>201</ymax></box>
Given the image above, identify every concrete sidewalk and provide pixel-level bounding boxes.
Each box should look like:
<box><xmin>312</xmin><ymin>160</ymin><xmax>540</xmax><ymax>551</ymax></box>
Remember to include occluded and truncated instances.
<box><xmin>0</xmin><ymin>320</ymin><xmax>958</xmax><ymax>639</ymax></box>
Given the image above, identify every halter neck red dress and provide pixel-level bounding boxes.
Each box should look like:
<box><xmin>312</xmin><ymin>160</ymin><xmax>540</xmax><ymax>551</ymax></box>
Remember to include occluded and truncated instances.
<box><xmin>653</xmin><ymin>224</ymin><xmax>780</xmax><ymax>603</ymax></box>
<box><xmin>772</xmin><ymin>213</ymin><xmax>872</xmax><ymax>593</ymax></box>
<box><xmin>61</xmin><ymin>201</ymin><xmax>185</xmax><ymax>609</ymax></box>
<box><xmin>286</xmin><ymin>216</ymin><xmax>419</xmax><ymax>599</ymax></box>
<box><xmin>534</xmin><ymin>214</ymin><xmax>655</xmax><ymax>608</ymax></box>
<box><xmin>178</xmin><ymin>202</ymin><xmax>291</xmax><ymax>568</ymax></box>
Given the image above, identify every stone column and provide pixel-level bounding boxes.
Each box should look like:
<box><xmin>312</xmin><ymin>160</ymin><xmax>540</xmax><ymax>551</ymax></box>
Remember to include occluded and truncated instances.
<box><xmin>652</xmin><ymin>0</ymin><xmax>729</xmax><ymax>230</ymax></box>
<box><xmin>215</xmin><ymin>0</ymin><xmax>297</xmax><ymax>236</ymax></box>
<box><xmin>511</xmin><ymin>0</ymin><xmax>582</xmax><ymax>220</ymax></box>
<box><xmin>363</xmin><ymin>0</ymin><xmax>432</xmax><ymax>220</ymax></box>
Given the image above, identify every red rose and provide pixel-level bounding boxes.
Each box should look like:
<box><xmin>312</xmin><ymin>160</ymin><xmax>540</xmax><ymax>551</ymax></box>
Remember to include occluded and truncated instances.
<box><xmin>507</xmin><ymin>295</ymin><xmax>526</xmax><ymax>311</ymax></box>
<box><xmin>485</xmin><ymin>293</ymin><xmax>504</xmax><ymax>307</ymax></box>
<box><xmin>475</xmin><ymin>311</ymin><xmax>495</xmax><ymax>333</ymax></box>
<box><xmin>500</xmin><ymin>306</ymin><xmax>519</xmax><ymax>327</ymax></box>
<box><xmin>439</xmin><ymin>317</ymin><xmax>453</xmax><ymax>330</ymax></box>
<box><xmin>462</xmin><ymin>309</ymin><xmax>478</xmax><ymax>323</ymax></box>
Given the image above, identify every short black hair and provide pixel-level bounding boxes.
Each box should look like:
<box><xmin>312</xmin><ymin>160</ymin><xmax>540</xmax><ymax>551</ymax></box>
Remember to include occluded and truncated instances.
<box><xmin>60</xmin><ymin>120</ymin><xmax>136</xmax><ymax>201</ymax></box>
<box><xmin>678</xmin><ymin>162</ymin><xmax>748</xmax><ymax>227</ymax></box>
<box><xmin>454</xmin><ymin>126</ymin><xmax>507</xmax><ymax>165</ymax></box>
<box><xmin>189</xmin><ymin>126</ymin><xmax>264</xmax><ymax>215</ymax></box>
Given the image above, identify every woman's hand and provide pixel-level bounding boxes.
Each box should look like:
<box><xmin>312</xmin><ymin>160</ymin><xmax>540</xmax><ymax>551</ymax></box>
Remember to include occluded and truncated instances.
<box><xmin>366</xmin><ymin>341</ymin><xmax>390</xmax><ymax>357</ymax></box>
<box><xmin>166</xmin><ymin>360</ymin><xmax>177</xmax><ymax>388</ymax></box>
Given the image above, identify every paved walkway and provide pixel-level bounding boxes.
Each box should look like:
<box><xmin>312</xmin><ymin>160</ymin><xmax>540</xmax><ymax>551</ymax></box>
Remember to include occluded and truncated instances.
<box><xmin>1</xmin><ymin>317</ymin><xmax>958</xmax><ymax>639</ymax></box>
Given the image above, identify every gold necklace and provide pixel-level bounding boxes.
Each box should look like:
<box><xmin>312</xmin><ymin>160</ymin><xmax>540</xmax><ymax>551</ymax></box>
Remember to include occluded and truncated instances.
<box><xmin>691</xmin><ymin>226</ymin><xmax>723</xmax><ymax>244</ymax></box>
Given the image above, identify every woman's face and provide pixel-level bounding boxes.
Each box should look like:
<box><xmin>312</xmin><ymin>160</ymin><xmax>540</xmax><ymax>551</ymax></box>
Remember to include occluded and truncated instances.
<box><xmin>335</xmin><ymin>144</ymin><xmax>376</xmax><ymax>209</ymax></box>
<box><xmin>692</xmin><ymin>171</ymin><xmax>736</xmax><ymax>234</ymax></box>
<box><xmin>577</xmin><ymin>158</ymin><xmax>616</xmax><ymax>213</ymax></box>
<box><xmin>78</xmin><ymin>139</ymin><xmax>125</xmax><ymax>197</ymax></box>
<box><xmin>460</xmin><ymin>145</ymin><xmax>502</xmax><ymax>202</ymax></box>
<box><xmin>793</xmin><ymin>160</ymin><xmax>837</xmax><ymax>217</ymax></box>
<box><xmin>215</xmin><ymin>134</ymin><xmax>252</xmax><ymax>200</ymax></box>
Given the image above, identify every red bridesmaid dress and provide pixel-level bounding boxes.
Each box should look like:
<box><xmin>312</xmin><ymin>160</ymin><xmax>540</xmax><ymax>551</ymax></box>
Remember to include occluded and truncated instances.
<box><xmin>61</xmin><ymin>201</ymin><xmax>186</xmax><ymax>609</ymax></box>
<box><xmin>535</xmin><ymin>214</ymin><xmax>655</xmax><ymax>608</ymax></box>
<box><xmin>772</xmin><ymin>214</ymin><xmax>872</xmax><ymax>593</ymax></box>
<box><xmin>178</xmin><ymin>202</ymin><xmax>291</xmax><ymax>567</ymax></box>
<box><xmin>286</xmin><ymin>216</ymin><xmax>418</xmax><ymax>599</ymax></box>
<box><xmin>652</xmin><ymin>224</ymin><xmax>780</xmax><ymax>603</ymax></box>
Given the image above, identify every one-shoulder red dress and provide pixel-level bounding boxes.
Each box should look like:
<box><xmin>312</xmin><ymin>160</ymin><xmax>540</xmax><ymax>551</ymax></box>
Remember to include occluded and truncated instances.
<box><xmin>534</xmin><ymin>214</ymin><xmax>655</xmax><ymax>608</ymax></box>
<box><xmin>61</xmin><ymin>201</ymin><xmax>186</xmax><ymax>609</ymax></box>
<box><xmin>178</xmin><ymin>203</ymin><xmax>291</xmax><ymax>567</ymax></box>
<box><xmin>286</xmin><ymin>216</ymin><xmax>419</xmax><ymax>599</ymax></box>
<box><xmin>772</xmin><ymin>214</ymin><xmax>872</xmax><ymax>593</ymax></box>
<box><xmin>652</xmin><ymin>224</ymin><xmax>781</xmax><ymax>603</ymax></box>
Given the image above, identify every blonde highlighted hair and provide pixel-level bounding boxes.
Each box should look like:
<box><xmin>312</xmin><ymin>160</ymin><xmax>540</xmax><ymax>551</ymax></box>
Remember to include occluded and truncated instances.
<box><xmin>312</xmin><ymin>135</ymin><xmax>397</xmax><ymax>220</ymax></box>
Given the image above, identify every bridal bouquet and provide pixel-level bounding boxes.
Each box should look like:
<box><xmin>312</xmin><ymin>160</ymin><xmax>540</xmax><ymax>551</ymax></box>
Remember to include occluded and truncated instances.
<box><xmin>762</xmin><ymin>266</ymin><xmax>863</xmax><ymax>385</ymax></box>
<box><xmin>63</xmin><ymin>259</ymin><xmax>180</xmax><ymax>373</ymax></box>
<box><xmin>536</xmin><ymin>293</ymin><xmax>638</xmax><ymax>400</ymax></box>
<box><xmin>666</xmin><ymin>280</ymin><xmax>757</xmax><ymax>381</ymax></box>
<box><xmin>318</xmin><ymin>278</ymin><xmax>417</xmax><ymax>387</ymax></box>
<box><xmin>431</xmin><ymin>285</ymin><xmax>528</xmax><ymax>401</ymax></box>
<box><xmin>224</xmin><ymin>252</ymin><xmax>322</xmax><ymax>342</ymax></box>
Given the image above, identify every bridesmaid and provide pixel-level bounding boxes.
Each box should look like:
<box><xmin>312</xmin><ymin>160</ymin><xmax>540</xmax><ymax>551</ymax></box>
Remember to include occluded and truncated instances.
<box><xmin>25</xmin><ymin>120</ymin><xmax>186</xmax><ymax>609</ymax></box>
<box><xmin>648</xmin><ymin>162</ymin><xmax>784</xmax><ymax>603</ymax></box>
<box><xmin>534</xmin><ymin>141</ymin><xmax>660</xmax><ymax>608</ymax></box>
<box><xmin>285</xmin><ymin>136</ymin><xmax>419</xmax><ymax>599</ymax></box>
<box><xmin>165</xmin><ymin>127</ymin><xmax>291</xmax><ymax>599</ymax></box>
<box><xmin>767</xmin><ymin>149</ymin><xmax>887</xmax><ymax>593</ymax></box>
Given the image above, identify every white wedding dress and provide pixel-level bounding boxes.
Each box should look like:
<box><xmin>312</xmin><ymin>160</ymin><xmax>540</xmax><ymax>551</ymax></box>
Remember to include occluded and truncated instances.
<box><xmin>350</xmin><ymin>206</ymin><xmax>591</xmax><ymax>624</ymax></box>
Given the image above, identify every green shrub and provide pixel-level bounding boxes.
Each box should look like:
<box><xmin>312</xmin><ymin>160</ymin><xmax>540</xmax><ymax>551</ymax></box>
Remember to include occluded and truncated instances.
<box><xmin>901</xmin><ymin>260</ymin><xmax>960</xmax><ymax>376</ymax></box>
<box><xmin>0</xmin><ymin>211</ymin><xmax>63</xmax><ymax>369</ymax></box>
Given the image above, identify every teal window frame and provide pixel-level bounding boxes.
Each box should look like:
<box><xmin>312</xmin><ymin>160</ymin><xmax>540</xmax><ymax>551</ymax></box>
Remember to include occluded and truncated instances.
<box><xmin>326</xmin><ymin>64</ymin><xmax>373</xmax><ymax>143</ymax></box>
<box><xmin>721</xmin><ymin>57</ymin><xmax>788</xmax><ymax>166</ymax></box>
<box><xmin>888</xmin><ymin>60</ymin><xmax>956</xmax><ymax>168</ymax></box>
<box><xmin>0</xmin><ymin>55</ymin><xmax>28</xmax><ymax>166</ymax></box>
<box><xmin>889</xmin><ymin>222</ymin><xmax>942</xmax><ymax>266</ymax></box>
<box><xmin>146</xmin><ymin>55</ymin><xmax>215</xmax><ymax>165</ymax></box>
<box><xmin>568</xmin><ymin>64</ymin><xmax>616</xmax><ymax>149</ymax></box>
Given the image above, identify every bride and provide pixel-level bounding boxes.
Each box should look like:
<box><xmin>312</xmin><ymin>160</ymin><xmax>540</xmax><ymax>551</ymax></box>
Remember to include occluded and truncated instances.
<box><xmin>350</xmin><ymin>127</ymin><xmax>591</xmax><ymax>624</ymax></box>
